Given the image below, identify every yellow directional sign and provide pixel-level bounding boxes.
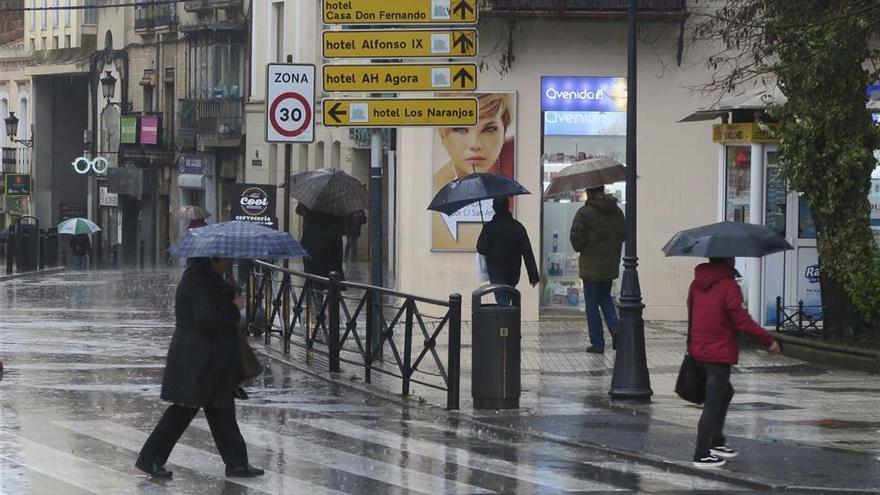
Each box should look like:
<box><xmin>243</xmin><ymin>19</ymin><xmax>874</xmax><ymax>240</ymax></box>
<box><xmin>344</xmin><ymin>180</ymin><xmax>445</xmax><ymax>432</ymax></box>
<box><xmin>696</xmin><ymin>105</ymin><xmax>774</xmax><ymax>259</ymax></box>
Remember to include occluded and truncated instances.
<box><xmin>323</xmin><ymin>63</ymin><xmax>477</xmax><ymax>92</ymax></box>
<box><xmin>322</xmin><ymin>98</ymin><xmax>478</xmax><ymax>127</ymax></box>
<box><xmin>323</xmin><ymin>0</ymin><xmax>478</xmax><ymax>25</ymax></box>
<box><xmin>322</xmin><ymin>29</ymin><xmax>477</xmax><ymax>59</ymax></box>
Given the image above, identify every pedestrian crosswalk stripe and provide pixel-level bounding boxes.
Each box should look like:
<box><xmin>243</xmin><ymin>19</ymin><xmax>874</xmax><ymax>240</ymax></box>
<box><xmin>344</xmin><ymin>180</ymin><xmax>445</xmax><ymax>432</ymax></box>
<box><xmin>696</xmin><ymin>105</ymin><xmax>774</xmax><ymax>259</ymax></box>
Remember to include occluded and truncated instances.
<box><xmin>54</xmin><ymin>420</ymin><xmax>348</xmax><ymax>495</ymax></box>
<box><xmin>191</xmin><ymin>419</ymin><xmax>494</xmax><ymax>495</ymax></box>
<box><xmin>0</xmin><ymin>433</ymin><xmax>173</xmax><ymax>495</ymax></box>
<box><xmin>279</xmin><ymin>417</ymin><xmax>626</xmax><ymax>492</ymax></box>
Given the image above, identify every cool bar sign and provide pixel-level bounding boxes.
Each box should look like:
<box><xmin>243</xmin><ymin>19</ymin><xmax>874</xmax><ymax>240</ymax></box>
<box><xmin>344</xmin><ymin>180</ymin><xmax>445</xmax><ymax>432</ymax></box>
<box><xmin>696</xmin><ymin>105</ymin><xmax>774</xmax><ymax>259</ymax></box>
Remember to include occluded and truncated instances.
<box><xmin>229</xmin><ymin>183</ymin><xmax>277</xmax><ymax>229</ymax></box>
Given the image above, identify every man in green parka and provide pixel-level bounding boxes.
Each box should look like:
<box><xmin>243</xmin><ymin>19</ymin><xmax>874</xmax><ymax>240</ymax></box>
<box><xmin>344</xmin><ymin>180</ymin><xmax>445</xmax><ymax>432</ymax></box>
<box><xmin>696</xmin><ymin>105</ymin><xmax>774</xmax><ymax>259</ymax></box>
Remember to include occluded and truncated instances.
<box><xmin>569</xmin><ymin>186</ymin><xmax>625</xmax><ymax>353</ymax></box>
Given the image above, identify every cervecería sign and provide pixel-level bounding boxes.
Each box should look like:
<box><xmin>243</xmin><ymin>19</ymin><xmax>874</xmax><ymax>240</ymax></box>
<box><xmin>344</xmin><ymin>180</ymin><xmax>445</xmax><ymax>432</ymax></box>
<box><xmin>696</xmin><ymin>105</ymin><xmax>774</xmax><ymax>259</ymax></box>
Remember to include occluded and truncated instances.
<box><xmin>229</xmin><ymin>183</ymin><xmax>277</xmax><ymax>229</ymax></box>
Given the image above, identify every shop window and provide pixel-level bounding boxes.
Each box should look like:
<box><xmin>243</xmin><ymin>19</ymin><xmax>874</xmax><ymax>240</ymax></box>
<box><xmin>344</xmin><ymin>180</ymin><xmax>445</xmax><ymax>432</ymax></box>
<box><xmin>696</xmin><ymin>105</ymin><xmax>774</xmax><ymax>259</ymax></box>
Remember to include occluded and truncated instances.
<box><xmin>725</xmin><ymin>145</ymin><xmax>751</xmax><ymax>222</ymax></box>
<box><xmin>798</xmin><ymin>197</ymin><xmax>817</xmax><ymax>239</ymax></box>
<box><xmin>541</xmin><ymin>108</ymin><xmax>627</xmax><ymax>309</ymax></box>
<box><xmin>765</xmin><ymin>152</ymin><xmax>786</xmax><ymax>235</ymax></box>
<box><xmin>870</xmin><ymin>162</ymin><xmax>880</xmax><ymax>246</ymax></box>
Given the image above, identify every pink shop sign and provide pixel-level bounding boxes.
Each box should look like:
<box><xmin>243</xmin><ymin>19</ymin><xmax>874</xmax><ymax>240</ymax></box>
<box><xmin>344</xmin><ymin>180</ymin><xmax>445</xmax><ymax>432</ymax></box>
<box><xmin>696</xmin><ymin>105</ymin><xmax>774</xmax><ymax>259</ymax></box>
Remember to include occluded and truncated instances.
<box><xmin>140</xmin><ymin>116</ymin><xmax>159</xmax><ymax>145</ymax></box>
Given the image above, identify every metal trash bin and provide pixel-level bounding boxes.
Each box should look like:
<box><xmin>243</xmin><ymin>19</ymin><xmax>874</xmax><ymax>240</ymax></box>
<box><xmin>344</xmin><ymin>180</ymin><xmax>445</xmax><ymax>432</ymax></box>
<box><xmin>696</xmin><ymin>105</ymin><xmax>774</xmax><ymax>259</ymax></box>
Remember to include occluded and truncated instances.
<box><xmin>14</xmin><ymin>222</ymin><xmax>39</xmax><ymax>273</ymax></box>
<box><xmin>471</xmin><ymin>284</ymin><xmax>521</xmax><ymax>409</ymax></box>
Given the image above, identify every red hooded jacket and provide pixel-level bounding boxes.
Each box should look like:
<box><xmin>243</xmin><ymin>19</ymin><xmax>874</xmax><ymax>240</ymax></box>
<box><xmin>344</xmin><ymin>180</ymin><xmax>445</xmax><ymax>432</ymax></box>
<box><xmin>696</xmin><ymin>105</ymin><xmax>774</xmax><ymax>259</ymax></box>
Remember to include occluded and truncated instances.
<box><xmin>687</xmin><ymin>263</ymin><xmax>775</xmax><ymax>364</ymax></box>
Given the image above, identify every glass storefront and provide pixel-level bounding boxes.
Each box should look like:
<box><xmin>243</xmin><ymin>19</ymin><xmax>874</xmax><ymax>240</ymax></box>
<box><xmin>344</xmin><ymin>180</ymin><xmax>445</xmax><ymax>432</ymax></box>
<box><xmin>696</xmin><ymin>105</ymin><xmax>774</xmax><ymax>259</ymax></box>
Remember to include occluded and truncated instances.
<box><xmin>725</xmin><ymin>145</ymin><xmax>752</xmax><ymax>223</ymax></box>
<box><xmin>540</xmin><ymin>76</ymin><xmax>628</xmax><ymax>310</ymax></box>
<box><xmin>871</xmin><ymin>160</ymin><xmax>880</xmax><ymax>246</ymax></box>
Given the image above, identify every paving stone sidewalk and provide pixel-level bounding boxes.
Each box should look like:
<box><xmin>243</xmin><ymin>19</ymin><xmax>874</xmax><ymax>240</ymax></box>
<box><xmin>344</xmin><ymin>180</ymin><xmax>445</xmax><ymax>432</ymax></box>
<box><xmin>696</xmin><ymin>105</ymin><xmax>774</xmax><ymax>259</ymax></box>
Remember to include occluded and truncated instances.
<box><xmin>274</xmin><ymin>316</ymin><xmax>880</xmax><ymax>493</ymax></box>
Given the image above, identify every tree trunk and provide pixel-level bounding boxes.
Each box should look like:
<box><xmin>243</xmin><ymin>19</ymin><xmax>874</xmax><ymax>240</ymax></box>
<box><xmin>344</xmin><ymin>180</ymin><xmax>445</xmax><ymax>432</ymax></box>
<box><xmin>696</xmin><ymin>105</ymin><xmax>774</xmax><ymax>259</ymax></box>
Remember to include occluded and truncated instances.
<box><xmin>812</xmin><ymin>213</ymin><xmax>874</xmax><ymax>341</ymax></box>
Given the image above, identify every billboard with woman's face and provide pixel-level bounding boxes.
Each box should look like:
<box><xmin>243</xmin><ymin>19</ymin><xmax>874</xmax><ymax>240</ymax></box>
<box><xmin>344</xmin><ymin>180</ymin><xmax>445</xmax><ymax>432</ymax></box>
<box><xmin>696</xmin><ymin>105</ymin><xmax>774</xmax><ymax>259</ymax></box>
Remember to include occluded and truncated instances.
<box><xmin>432</xmin><ymin>92</ymin><xmax>517</xmax><ymax>251</ymax></box>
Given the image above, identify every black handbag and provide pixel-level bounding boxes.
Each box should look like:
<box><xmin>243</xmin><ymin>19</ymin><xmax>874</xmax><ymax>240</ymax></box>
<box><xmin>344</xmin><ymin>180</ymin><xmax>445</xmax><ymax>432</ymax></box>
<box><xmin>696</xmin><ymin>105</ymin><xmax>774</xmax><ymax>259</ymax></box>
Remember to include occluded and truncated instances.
<box><xmin>675</xmin><ymin>288</ymin><xmax>706</xmax><ymax>404</ymax></box>
<box><xmin>235</xmin><ymin>329</ymin><xmax>264</xmax><ymax>384</ymax></box>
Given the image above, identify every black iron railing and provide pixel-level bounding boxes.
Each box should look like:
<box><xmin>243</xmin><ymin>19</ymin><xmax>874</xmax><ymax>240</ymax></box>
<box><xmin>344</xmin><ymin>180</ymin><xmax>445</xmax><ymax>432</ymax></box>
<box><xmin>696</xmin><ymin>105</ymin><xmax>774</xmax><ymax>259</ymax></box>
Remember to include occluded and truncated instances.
<box><xmin>135</xmin><ymin>2</ymin><xmax>178</xmax><ymax>31</ymax></box>
<box><xmin>178</xmin><ymin>97</ymin><xmax>242</xmax><ymax>147</ymax></box>
<box><xmin>488</xmin><ymin>0</ymin><xmax>686</xmax><ymax>10</ymax></box>
<box><xmin>775</xmin><ymin>296</ymin><xmax>824</xmax><ymax>339</ymax></box>
<box><xmin>244</xmin><ymin>260</ymin><xmax>462</xmax><ymax>410</ymax></box>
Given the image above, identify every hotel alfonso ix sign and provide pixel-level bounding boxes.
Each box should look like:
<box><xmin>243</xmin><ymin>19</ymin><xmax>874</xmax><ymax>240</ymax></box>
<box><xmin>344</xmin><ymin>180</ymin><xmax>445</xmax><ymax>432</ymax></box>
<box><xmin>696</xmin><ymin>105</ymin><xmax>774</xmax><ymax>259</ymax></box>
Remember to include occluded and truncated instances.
<box><xmin>320</xmin><ymin>0</ymin><xmax>479</xmax><ymax>127</ymax></box>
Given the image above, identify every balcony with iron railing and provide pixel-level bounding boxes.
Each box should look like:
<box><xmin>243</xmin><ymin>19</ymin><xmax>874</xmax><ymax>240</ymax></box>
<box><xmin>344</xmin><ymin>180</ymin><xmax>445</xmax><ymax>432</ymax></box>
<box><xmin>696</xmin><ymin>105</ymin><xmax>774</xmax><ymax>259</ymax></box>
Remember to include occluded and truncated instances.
<box><xmin>135</xmin><ymin>2</ymin><xmax>178</xmax><ymax>33</ymax></box>
<box><xmin>2</xmin><ymin>147</ymin><xmax>32</xmax><ymax>175</ymax></box>
<box><xmin>485</xmin><ymin>0</ymin><xmax>688</xmax><ymax>18</ymax></box>
<box><xmin>178</xmin><ymin>98</ymin><xmax>242</xmax><ymax>149</ymax></box>
<box><xmin>184</xmin><ymin>0</ymin><xmax>242</xmax><ymax>12</ymax></box>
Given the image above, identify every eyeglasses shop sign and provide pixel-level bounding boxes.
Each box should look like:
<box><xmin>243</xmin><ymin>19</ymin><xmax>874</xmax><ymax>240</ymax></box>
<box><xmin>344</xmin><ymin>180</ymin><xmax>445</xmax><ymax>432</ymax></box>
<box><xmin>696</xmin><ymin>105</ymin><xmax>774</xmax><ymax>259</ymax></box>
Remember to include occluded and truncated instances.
<box><xmin>229</xmin><ymin>183</ymin><xmax>277</xmax><ymax>229</ymax></box>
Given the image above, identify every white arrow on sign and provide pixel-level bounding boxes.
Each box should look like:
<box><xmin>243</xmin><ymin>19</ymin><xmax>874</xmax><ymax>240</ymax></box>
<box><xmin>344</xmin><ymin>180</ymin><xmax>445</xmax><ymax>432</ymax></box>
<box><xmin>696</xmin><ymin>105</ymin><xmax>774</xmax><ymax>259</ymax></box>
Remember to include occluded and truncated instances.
<box><xmin>439</xmin><ymin>200</ymin><xmax>495</xmax><ymax>240</ymax></box>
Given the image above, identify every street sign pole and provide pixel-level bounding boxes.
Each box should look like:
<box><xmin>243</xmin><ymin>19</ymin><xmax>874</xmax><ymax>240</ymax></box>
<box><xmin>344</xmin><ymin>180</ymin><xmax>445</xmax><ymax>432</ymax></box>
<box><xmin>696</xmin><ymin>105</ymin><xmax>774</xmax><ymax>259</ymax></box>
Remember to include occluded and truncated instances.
<box><xmin>370</xmin><ymin>128</ymin><xmax>384</xmax><ymax>357</ymax></box>
<box><xmin>282</xmin><ymin>56</ymin><xmax>294</xmax><ymax>270</ymax></box>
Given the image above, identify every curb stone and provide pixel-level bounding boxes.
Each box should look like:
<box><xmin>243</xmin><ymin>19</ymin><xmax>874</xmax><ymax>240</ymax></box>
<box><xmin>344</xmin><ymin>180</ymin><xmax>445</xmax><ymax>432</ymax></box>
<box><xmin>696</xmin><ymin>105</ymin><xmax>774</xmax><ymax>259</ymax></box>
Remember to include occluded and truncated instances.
<box><xmin>0</xmin><ymin>267</ymin><xmax>66</xmax><ymax>282</ymax></box>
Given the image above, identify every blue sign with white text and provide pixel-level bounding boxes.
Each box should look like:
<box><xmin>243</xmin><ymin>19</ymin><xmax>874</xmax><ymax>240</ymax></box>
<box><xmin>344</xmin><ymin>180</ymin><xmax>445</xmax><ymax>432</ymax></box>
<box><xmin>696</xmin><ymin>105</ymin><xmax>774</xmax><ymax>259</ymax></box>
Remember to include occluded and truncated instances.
<box><xmin>541</xmin><ymin>76</ymin><xmax>628</xmax><ymax>112</ymax></box>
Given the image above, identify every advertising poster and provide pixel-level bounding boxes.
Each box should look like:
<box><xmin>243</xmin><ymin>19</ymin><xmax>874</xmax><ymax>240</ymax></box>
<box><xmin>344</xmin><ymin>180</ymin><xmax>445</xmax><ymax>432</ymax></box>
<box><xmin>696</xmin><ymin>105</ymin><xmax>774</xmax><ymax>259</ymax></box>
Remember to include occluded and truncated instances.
<box><xmin>140</xmin><ymin>115</ymin><xmax>159</xmax><ymax>145</ymax></box>
<box><xmin>431</xmin><ymin>91</ymin><xmax>517</xmax><ymax>251</ymax></box>
<box><xmin>796</xmin><ymin>248</ymin><xmax>823</xmax><ymax>319</ymax></box>
<box><xmin>229</xmin><ymin>183</ymin><xmax>277</xmax><ymax>229</ymax></box>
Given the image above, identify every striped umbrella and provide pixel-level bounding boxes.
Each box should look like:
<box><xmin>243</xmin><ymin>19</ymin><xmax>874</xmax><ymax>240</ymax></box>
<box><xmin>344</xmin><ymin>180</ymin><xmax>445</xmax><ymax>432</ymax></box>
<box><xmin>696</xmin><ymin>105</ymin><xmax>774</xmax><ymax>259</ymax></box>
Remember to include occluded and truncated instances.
<box><xmin>169</xmin><ymin>221</ymin><xmax>308</xmax><ymax>260</ymax></box>
<box><xmin>289</xmin><ymin>168</ymin><xmax>368</xmax><ymax>216</ymax></box>
<box><xmin>57</xmin><ymin>217</ymin><xmax>101</xmax><ymax>235</ymax></box>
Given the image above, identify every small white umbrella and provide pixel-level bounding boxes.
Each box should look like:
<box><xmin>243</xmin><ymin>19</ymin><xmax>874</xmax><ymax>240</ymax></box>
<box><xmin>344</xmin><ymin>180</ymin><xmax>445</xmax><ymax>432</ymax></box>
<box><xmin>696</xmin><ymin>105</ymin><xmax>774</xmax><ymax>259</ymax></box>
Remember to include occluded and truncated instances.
<box><xmin>57</xmin><ymin>217</ymin><xmax>101</xmax><ymax>235</ymax></box>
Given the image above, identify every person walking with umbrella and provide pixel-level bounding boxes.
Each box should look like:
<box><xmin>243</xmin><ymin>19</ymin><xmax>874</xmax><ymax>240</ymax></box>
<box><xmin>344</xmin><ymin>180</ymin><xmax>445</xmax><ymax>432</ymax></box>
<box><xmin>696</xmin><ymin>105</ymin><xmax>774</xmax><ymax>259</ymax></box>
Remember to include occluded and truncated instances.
<box><xmin>137</xmin><ymin>221</ymin><xmax>306</xmax><ymax>479</ymax></box>
<box><xmin>476</xmin><ymin>196</ymin><xmax>540</xmax><ymax>306</ymax></box>
<box><xmin>58</xmin><ymin>217</ymin><xmax>101</xmax><ymax>271</ymax></box>
<box><xmin>663</xmin><ymin>221</ymin><xmax>787</xmax><ymax>468</ymax></box>
<box><xmin>569</xmin><ymin>186</ymin><xmax>625</xmax><ymax>354</ymax></box>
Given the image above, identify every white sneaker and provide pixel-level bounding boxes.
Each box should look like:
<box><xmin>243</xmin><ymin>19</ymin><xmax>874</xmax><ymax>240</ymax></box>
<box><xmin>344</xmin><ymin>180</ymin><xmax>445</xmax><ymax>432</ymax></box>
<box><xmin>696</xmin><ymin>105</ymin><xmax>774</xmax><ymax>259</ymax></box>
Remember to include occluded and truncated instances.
<box><xmin>693</xmin><ymin>455</ymin><xmax>726</xmax><ymax>468</ymax></box>
<box><xmin>710</xmin><ymin>446</ymin><xmax>738</xmax><ymax>458</ymax></box>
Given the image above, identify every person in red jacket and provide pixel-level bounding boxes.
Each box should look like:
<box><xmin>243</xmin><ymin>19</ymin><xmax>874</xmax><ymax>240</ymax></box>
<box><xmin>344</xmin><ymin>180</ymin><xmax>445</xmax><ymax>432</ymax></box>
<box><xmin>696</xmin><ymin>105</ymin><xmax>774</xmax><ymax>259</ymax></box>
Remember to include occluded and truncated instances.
<box><xmin>687</xmin><ymin>257</ymin><xmax>781</xmax><ymax>468</ymax></box>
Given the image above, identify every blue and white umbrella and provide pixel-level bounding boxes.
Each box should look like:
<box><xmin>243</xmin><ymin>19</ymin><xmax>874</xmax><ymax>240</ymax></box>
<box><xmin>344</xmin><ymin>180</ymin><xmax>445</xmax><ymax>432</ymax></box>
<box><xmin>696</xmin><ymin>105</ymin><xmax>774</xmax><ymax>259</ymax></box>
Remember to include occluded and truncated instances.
<box><xmin>169</xmin><ymin>221</ymin><xmax>308</xmax><ymax>260</ymax></box>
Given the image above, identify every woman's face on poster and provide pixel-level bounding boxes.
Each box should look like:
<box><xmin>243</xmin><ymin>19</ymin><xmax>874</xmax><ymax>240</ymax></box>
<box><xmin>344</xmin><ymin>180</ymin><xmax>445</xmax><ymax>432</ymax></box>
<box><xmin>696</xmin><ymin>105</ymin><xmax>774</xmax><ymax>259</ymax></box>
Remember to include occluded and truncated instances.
<box><xmin>442</xmin><ymin>112</ymin><xmax>506</xmax><ymax>174</ymax></box>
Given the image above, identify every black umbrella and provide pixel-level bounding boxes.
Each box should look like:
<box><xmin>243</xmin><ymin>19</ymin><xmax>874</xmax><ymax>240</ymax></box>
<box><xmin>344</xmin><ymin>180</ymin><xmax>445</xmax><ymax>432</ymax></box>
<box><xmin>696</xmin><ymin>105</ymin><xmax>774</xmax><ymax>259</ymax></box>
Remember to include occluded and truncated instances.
<box><xmin>662</xmin><ymin>221</ymin><xmax>793</xmax><ymax>258</ymax></box>
<box><xmin>428</xmin><ymin>173</ymin><xmax>530</xmax><ymax>216</ymax></box>
<box><xmin>289</xmin><ymin>168</ymin><xmax>367</xmax><ymax>216</ymax></box>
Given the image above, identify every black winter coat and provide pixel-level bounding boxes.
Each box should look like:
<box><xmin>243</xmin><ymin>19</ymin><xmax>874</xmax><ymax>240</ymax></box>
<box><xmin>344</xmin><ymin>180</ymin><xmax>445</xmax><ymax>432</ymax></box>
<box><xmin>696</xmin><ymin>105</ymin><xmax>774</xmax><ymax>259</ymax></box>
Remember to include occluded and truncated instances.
<box><xmin>476</xmin><ymin>211</ymin><xmax>540</xmax><ymax>286</ymax></box>
<box><xmin>160</xmin><ymin>264</ymin><xmax>240</xmax><ymax>409</ymax></box>
<box><xmin>298</xmin><ymin>205</ymin><xmax>345</xmax><ymax>279</ymax></box>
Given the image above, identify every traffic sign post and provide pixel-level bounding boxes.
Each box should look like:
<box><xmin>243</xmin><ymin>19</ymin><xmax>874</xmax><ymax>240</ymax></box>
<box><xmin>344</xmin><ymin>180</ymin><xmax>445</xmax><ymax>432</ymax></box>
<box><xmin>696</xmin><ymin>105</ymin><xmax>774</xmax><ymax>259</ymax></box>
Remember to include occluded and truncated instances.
<box><xmin>323</xmin><ymin>0</ymin><xmax>478</xmax><ymax>25</ymax></box>
<box><xmin>322</xmin><ymin>29</ymin><xmax>477</xmax><ymax>59</ymax></box>
<box><xmin>322</xmin><ymin>98</ymin><xmax>478</xmax><ymax>127</ymax></box>
<box><xmin>323</xmin><ymin>63</ymin><xmax>477</xmax><ymax>92</ymax></box>
<box><xmin>265</xmin><ymin>64</ymin><xmax>316</xmax><ymax>143</ymax></box>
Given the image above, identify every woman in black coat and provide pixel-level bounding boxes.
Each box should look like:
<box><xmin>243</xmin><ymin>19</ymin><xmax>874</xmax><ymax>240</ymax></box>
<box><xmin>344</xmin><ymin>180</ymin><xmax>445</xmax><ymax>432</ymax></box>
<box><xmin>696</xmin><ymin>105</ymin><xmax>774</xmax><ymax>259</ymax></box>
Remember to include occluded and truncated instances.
<box><xmin>136</xmin><ymin>257</ymin><xmax>264</xmax><ymax>479</ymax></box>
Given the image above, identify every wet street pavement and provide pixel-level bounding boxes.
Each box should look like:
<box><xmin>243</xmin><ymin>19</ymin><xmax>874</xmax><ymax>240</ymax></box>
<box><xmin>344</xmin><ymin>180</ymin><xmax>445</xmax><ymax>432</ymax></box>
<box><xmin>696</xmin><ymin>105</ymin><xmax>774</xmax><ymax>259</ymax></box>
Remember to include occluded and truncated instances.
<box><xmin>1</xmin><ymin>270</ymin><xmax>878</xmax><ymax>494</ymax></box>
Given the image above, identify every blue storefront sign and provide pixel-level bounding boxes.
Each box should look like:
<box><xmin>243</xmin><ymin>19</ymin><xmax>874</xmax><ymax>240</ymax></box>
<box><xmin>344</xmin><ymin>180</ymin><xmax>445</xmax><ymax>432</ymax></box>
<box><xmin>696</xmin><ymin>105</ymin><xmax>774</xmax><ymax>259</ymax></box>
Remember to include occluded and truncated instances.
<box><xmin>541</xmin><ymin>76</ymin><xmax>628</xmax><ymax>112</ymax></box>
<box><xmin>543</xmin><ymin>110</ymin><xmax>627</xmax><ymax>136</ymax></box>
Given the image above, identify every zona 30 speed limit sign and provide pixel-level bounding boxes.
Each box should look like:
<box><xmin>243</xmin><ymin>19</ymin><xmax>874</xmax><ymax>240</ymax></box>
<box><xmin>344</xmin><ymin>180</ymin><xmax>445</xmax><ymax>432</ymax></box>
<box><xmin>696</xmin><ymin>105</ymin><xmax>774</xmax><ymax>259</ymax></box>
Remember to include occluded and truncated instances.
<box><xmin>266</xmin><ymin>64</ymin><xmax>316</xmax><ymax>143</ymax></box>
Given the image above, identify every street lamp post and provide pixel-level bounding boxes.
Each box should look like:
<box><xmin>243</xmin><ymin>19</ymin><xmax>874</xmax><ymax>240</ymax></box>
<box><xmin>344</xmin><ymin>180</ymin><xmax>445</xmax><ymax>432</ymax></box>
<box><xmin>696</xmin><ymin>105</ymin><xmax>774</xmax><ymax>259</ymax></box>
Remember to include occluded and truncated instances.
<box><xmin>609</xmin><ymin>0</ymin><xmax>653</xmax><ymax>400</ymax></box>
<box><xmin>4</xmin><ymin>113</ymin><xmax>33</xmax><ymax>149</ymax></box>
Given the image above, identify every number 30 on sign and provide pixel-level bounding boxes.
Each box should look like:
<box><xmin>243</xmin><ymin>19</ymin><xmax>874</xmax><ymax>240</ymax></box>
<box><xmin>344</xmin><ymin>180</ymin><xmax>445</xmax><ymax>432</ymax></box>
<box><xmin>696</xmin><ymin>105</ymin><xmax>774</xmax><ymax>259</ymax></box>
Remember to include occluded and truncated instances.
<box><xmin>266</xmin><ymin>64</ymin><xmax>316</xmax><ymax>143</ymax></box>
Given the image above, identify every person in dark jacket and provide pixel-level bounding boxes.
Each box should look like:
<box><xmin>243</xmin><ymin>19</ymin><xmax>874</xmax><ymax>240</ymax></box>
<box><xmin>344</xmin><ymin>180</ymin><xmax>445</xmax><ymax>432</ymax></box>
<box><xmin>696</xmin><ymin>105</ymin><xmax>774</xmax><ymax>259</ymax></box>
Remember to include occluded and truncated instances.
<box><xmin>344</xmin><ymin>209</ymin><xmax>366</xmax><ymax>262</ymax></box>
<box><xmin>569</xmin><ymin>186</ymin><xmax>625</xmax><ymax>353</ymax></box>
<box><xmin>476</xmin><ymin>197</ymin><xmax>540</xmax><ymax>306</ymax></box>
<box><xmin>687</xmin><ymin>257</ymin><xmax>780</xmax><ymax>468</ymax></box>
<box><xmin>69</xmin><ymin>233</ymin><xmax>91</xmax><ymax>270</ymax></box>
<box><xmin>297</xmin><ymin>203</ymin><xmax>345</xmax><ymax>280</ymax></box>
<box><xmin>136</xmin><ymin>257</ymin><xmax>264</xmax><ymax>479</ymax></box>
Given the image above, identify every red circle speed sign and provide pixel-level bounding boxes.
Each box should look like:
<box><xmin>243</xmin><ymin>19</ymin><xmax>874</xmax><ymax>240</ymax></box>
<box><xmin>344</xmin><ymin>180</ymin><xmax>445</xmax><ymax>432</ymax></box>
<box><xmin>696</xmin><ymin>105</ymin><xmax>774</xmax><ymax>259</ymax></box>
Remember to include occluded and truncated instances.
<box><xmin>269</xmin><ymin>92</ymin><xmax>312</xmax><ymax>137</ymax></box>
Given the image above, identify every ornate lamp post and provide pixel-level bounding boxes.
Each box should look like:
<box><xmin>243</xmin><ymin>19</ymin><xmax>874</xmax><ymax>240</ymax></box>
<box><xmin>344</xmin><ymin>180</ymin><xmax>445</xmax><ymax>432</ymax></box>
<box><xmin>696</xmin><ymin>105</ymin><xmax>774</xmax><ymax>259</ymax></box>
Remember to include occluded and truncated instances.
<box><xmin>4</xmin><ymin>113</ymin><xmax>33</xmax><ymax>149</ymax></box>
<box><xmin>609</xmin><ymin>0</ymin><xmax>653</xmax><ymax>400</ymax></box>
